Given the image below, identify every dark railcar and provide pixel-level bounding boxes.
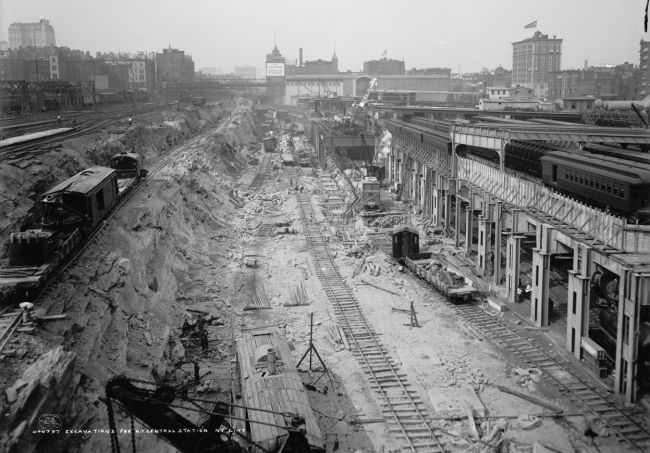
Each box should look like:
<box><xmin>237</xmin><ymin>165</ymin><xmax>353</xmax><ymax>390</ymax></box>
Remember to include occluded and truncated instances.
<box><xmin>40</xmin><ymin>166</ymin><xmax>119</xmax><ymax>231</ymax></box>
<box><xmin>540</xmin><ymin>151</ymin><xmax>650</xmax><ymax>213</ymax></box>
<box><xmin>109</xmin><ymin>152</ymin><xmax>147</xmax><ymax>179</ymax></box>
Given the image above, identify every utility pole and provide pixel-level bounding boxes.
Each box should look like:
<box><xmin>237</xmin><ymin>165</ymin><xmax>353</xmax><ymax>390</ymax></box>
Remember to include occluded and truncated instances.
<box><xmin>92</xmin><ymin>59</ymin><xmax>96</xmax><ymax>112</ymax></box>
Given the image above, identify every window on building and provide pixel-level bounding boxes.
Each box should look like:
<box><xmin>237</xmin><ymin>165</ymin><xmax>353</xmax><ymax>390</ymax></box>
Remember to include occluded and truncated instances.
<box><xmin>535</xmin><ymin>265</ymin><xmax>539</xmax><ymax>286</ymax></box>
<box><xmin>571</xmin><ymin>328</ymin><xmax>576</xmax><ymax>352</ymax></box>
<box><xmin>623</xmin><ymin>314</ymin><xmax>630</xmax><ymax>345</ymax></box>
<box><xmin>613</xmin><ymin>185</ymin><xmax>619</xmax><ymax>196</ymax></box>
<box><xmin>620</xmin><ymin>186</ymin><xmax>625</xmax><ymax>198</ymax></box>
<box><xmin>607</xmin><ymin>182</ymin><xmax>612</xmax><ymax>193</ymax></box>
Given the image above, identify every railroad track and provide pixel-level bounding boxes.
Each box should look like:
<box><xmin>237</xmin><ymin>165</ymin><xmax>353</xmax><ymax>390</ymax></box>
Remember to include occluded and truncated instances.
<box><xmin>401</xmin><ymin>267</ymin><xmax>650</xmax><ymax>451</ymax></box>
<box><xmin>257</xmin><ymin>223</ymin><xmax>275</xmax><ymax>237</ymax></box>
<box><xmin>295</xmin><ymin>193</ymin><xmax>446</xmax><ymax>453</ymax></box>
<box><xmin>0</xmin><ymin>103</ymin><xmax>163</xmax><ymax>161</ymax></box>
<box><xmin>247</xmin><ymin>152</ymin><xmax>272</xmax><ymax>192</ymax></box>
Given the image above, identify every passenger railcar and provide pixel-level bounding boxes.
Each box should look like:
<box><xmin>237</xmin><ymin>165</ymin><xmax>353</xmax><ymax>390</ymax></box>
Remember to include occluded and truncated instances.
<box><xmin>237</xmin><ymin>326</ymin><xmax>324</xmax><ymax>453</ymax></box>
<box><xmin>540</xmin><ymin>151</ymin><xmax>650</xmax><ymax>213</ymax></box>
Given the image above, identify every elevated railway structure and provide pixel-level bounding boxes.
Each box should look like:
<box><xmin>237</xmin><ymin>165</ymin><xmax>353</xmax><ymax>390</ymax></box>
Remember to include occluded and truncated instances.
<box><xmin>373</xmin><ymin>113</ymin><xmax>650</xmax><ymax>405</ymax></box>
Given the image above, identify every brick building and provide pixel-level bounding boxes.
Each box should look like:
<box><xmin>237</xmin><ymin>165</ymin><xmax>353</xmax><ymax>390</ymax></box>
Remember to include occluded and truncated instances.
<box><xmin>8</xmin><ymin>19</ymin><xmax>56</xmax><ymax>48</ymax></box>
<box><xmin>512</xmin><ymin>31</ymin><xmax>562</xmax><ymax>97</ymax></box>
<box><xmin>156</xmin><ymin>47</ymin><xmax>195</xmax><ymax>84</ymax></box>
<box><xmin>363</xmin><ymin>58</ymin><xmax>405</xmax><ymax>75</ymax></box>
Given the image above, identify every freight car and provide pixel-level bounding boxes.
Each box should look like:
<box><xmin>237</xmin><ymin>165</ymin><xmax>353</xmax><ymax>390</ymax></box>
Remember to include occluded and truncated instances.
<box><xmin>237</xmin><ymin>326</ymin><xmax>325</xmax><ymax>452</ymax></box>
<box><xmin>0</xmin><ymin>160</ymin><xmax>147</xmax><ymax>301</ymax></box>
<box><xmin>392</xmin><ymin>225</ymin><xmax>476</xmax><ymax>302</ymax></box>
<box><xmin>263</xmin><ymin>135</ymin><xmax>278</xmax><ymax>152</ymax></box>
<box><xmin>540</xmin><ymin>151</ymin><xmax>650</xmax><ymax>214</ymax></box>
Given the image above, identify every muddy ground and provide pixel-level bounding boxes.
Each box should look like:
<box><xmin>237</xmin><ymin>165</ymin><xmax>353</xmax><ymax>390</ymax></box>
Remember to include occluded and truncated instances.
<box><xmin>0</xmin><ymin>101</ymin><xmax>623</xmax><ymax>453</ymax></box>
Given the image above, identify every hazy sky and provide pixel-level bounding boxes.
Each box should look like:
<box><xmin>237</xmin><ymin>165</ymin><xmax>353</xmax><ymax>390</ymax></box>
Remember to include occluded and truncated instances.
<box><xmin>0</xmin><ymin>0</ymin><xmax>646</xmax><ymax>73</ymax></box>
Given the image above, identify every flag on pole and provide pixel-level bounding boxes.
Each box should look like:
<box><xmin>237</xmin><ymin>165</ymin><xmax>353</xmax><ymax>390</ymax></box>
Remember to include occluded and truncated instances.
<box><xmin>524</xmin><ymin>20</ymin><xmax>537</xmax><ymax>29</ymax></box>
<box><xmin>381</xmin><ymin>49</ymin><xmax>387</xmax><ymax>57</ymax></box>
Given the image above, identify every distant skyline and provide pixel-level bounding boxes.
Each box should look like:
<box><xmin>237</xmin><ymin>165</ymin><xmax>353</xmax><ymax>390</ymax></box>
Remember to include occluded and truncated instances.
<box><xmin>0</xmin><ymin>0</ymin><xmax>646</xmax><ymax>73</ymax></box>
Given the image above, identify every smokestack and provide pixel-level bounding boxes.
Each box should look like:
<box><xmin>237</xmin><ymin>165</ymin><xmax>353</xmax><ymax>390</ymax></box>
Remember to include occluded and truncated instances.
<box><xmin>299</xmin><ymin>48</ymin><xmax>303</xmax><ymax>67</ymax></box>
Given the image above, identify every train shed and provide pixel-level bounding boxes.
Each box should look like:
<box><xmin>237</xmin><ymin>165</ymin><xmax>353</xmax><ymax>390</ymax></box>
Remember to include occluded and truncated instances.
<box><xmin>381</xmin><ymin>116</ymin><xmax>650</xmax><ymax>403</ymax></box>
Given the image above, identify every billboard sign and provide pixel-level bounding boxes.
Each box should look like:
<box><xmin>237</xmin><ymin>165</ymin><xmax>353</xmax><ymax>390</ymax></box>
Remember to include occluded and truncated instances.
<box><xmin>266</xmin><ymin>63</ymin><xmax>285</xmax><ymax>77</ymax></box>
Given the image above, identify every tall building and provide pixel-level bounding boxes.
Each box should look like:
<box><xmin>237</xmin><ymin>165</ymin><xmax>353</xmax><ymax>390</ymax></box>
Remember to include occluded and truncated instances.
<box><xmin>155</xmin><ymin>47</ymin><xmax>195</xmax><ymax>84</ymax></box>
<box><xmin>265</xmin><ymin>44</ymin><xmax>286</xmax><ymax>103</ymax></box>
<box><xmin>8</xmin><ymin>19</ymin><xmax>56</xmax><ymax>48</ymax></box>
<box><xmin>639</xmin><ymin>40</ymin><xmax>650</xmax><ymax>97</ymax></box>
<box><xmin>363</xmin><ymin>58</ymin><xmax>405</xmax><ymax>75</ymax></box>
<box><xmin>512</xmin><ymin>31</ymin><xmax>562</xmax><ymax>97</ymax></box>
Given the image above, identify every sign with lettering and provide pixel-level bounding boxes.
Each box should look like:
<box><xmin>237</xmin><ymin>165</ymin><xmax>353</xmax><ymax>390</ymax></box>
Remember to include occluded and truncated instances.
<box><xmin>266</xmin><ymin>63</ymin><xmax>285</xmax><ymax>77</ymax></box>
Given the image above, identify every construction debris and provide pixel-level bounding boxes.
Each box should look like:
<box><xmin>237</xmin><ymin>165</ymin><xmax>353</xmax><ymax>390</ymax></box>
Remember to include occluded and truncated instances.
<box><xmin>284</xmin><ymin>281</ymin><xmax>309</xmax><ymax>306</ymax></box>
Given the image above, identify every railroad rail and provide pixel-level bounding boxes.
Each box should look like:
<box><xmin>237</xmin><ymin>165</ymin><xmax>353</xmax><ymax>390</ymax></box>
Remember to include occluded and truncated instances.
<box><xmin>0</xmin><ymin>103</ymin><xmax>163</xmax><ymax>161</ymax></box>
<box><xmin>396</xmin><ymin>258</ymin><xmax>650</xmax><ymax>452</ymax></box>
<box><xmin>295</xmin><ymin>193</ymin><xmax>447</xmax><ymax>453</ymax></box>
<box><xmin>247</xmin><ymin>152</ymin><xmax>273</xmax><ymax>192</ymax></box>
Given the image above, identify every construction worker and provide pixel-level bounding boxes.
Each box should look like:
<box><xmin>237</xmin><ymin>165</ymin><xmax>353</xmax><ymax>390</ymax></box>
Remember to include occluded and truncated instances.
<box><xmin>57</xmin><ymin>115</ymin><xmax>62</xmax><ymax>126</ymax></box>
<box><xmin>19</xmin><ymin>302</ymin><xmax>34</xmax><ymax>324</ymax></box>
<box><xmin>128</xmin><ymin>117</ymin><xmax>132</xmax><ymax>126</ymax></box>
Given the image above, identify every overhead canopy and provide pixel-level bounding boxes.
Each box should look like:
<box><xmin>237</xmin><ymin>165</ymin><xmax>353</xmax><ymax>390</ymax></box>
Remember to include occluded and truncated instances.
<box><xmin>451</xmin><ymin>123</ymin><xmax>650</xmax><ymax>147</ymax></box>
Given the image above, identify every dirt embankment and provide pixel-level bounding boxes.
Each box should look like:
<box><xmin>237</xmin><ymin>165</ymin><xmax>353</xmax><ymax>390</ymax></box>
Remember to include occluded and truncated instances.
<box><xmin>0</xmin><ymin>104</ymin><xmax>260</xmax><ymax>453</ymax></box>
<box><xmin>0</xmin><ymin>104</ymin><xmax>227</xmax><ymax>244</ymax></box>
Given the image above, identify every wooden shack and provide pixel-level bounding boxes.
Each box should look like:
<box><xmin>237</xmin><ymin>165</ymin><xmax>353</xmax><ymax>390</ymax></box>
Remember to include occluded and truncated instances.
<box><xmin>237</xmin><ymin>326</ymin><xmax>324</xmax><ymax>452</ymax></box>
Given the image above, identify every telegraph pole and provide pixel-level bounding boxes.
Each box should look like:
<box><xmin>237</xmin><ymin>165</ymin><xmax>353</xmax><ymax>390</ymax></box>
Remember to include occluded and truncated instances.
<box><xmin>92</xmin><ymin>59</ymin><xmax>96</xmax><ymax>112</ymax></box>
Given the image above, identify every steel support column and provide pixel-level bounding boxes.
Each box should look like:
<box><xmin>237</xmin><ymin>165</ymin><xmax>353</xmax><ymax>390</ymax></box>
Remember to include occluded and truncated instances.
<box><xmin>477</xmin><ymin>215</ymin><xmax>490</xmax><ymax>276</ymax></box>
<box><xmin>465</xmin><ymin>205</ymin><xmax>473</xmax><ymax>256</ymax></box>
<box><xmin>506</xmin><ymin>235</ymin><xmax>524</xmax><ymax>303</ymax></box>
<box><xmin>494</xmin><ymin>201</ymin><xmax>503</xmax><ymax>285</ymax></box>
<box><xmin>531</xmin><ymin>223</ymin><xmax>553</xmax><ymax>328</ymax></box>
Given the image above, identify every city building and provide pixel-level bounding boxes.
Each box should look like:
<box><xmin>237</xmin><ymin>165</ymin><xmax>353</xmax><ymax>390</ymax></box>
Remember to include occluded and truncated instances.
<box><xmin>284</xmin><ymin>75</ymin><xmax>344</xmax><ymax>105</ymax></box>
<box><xmin>284</xmin><ymin>73</ymin><xmax>451</xmax><ymax>106</ymax></box>
<box><xmin>547</xmin><ymin>68</ymin><xmax>616</xmax><ymax>101</ymax></box>
<box><xmin>104</xmin><ymin>58</ymin><xmax>156</xmax><ymax>91</ymax></box>
<box><xmin>613</xmin><ymin>62</ymin><xmax>638</xmax><ymax>100</ymax></box>
<box><xmin>363</xmin><ymin>58</ymin><xmax>405</xmax><ymax>75</ymax></box>
<box><xmin>8</xmin><ymin>19</ymin><xmax>56</xmax><ymax>48</ymax></box>
<box><xmin>234</xmin><ymin>65</ymin><xmax>257</xmax><ymax>79</ymax></box>
<box><xmin>265</xmin><ymin>44</ymin><xmax>286</xmax><ymax>103</ymax></box>
<box><xmin>285</xmin><ymin>48</ymin><xmax>339</xmax><ymax>76</ymax></box>
<box><xmin>512</xmin><ymin>31</ymin><xmax>562</xmax><ymax>97</ymax></box>
<box><xmin>638</xmin><ymin>40</ymin><xmax>650</xmax><ymax>97</ymax></box>
<box><xmin>407</xmin><ymin>67</ymin><xmax>452</xmax><ymax>78</ymax></box>
<box><xmin>486</xmin><ymin>86</ymin><xmax>534</xmax><ymax>99</ymax></box>
<box><xmin>155</xmin><ymin>47</ymin><xmax>195</xmax><ymax>84</ymax></box>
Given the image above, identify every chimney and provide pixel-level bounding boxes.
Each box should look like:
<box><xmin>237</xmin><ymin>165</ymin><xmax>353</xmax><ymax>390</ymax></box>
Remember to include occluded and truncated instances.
<box><xmin>584</xmin><ymin>59</ymin><xmax>588</xmax><ymax>68</ymax></box>
<box><xmin>299</xmin><ymin>48</ymin><xmax>303</xmax><ymax>67</ymax></box>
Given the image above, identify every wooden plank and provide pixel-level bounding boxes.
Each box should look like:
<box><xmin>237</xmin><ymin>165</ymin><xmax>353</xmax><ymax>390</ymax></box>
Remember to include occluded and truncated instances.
<box><xmin>464</xmin><ymin>400</ymin><xmax>479</xmax><ymax>439</ymax></box>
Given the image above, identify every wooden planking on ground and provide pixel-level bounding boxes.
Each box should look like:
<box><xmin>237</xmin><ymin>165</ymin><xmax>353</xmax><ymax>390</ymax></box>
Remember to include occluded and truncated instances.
<box><xmin>237</xmin><ymin>326</ymin><xmax>323</xmax><ymax>451</ymax></box>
